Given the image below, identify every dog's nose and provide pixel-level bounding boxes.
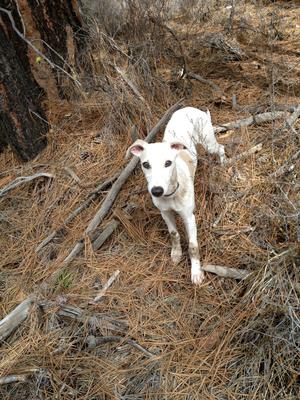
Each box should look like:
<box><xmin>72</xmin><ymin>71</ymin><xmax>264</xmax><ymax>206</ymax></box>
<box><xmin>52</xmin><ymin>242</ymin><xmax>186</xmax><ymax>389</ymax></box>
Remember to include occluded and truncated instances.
<box><xmin>151</xmin><ymin>186</ymin><xmax>164</xmax><ymax>197</ymax></box>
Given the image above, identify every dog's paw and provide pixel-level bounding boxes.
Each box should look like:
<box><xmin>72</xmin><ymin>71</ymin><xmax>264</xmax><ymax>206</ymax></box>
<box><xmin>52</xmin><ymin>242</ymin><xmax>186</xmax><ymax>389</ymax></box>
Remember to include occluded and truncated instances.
<box><xmin>171</xmin><ymin>248</ymin><xmax>182</xmax><ymax>265</ymax></box>
<box><xmin>191</xmin><ymin>268</ymin><xmax>205</xmax><ymax>285</ymax></box>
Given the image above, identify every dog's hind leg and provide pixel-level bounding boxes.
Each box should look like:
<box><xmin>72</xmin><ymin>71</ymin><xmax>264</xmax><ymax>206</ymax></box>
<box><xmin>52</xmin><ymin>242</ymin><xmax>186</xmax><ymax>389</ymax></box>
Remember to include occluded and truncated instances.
<box><xmin>161</xmin><ymin>210</ymin><xmax>182</xmax><ymax>265</ymax></box>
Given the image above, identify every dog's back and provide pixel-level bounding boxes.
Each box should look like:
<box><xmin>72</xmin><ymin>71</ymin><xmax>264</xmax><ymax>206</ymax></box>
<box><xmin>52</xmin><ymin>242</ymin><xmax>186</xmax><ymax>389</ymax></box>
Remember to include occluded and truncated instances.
<box><xmin>163</xmin><ymin>107</ymin><xmax>225</xmax><ymax>164</ymax></box>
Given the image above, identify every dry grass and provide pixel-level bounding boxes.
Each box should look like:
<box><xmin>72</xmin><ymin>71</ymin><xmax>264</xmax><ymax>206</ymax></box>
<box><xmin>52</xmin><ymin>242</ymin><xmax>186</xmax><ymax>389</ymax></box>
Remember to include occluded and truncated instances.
<box><xmin>0</xmin><ymin>1</ymin><xmax>300</xmax><ymax>399</ymax></box>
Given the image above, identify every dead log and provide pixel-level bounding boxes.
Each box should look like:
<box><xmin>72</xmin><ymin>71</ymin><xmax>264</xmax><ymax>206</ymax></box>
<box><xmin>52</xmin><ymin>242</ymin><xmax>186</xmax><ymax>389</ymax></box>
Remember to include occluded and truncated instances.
<box><xmin>213</xmin><ymin>111</ymin><xmax>287</xmax><ymax>134</ymax></box>
<box><xmin>0</xmin><ymin>297</ymin><xmax>35</xmax><ymax>342</ymax></box>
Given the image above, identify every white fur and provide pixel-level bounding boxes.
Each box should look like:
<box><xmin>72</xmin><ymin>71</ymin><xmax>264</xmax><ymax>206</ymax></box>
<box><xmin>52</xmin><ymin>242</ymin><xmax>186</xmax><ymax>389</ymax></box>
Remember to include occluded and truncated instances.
<box><xmin>127</xmin><ymin>107</ymin><xmax>225</xmax><ymax>285</ymax></box>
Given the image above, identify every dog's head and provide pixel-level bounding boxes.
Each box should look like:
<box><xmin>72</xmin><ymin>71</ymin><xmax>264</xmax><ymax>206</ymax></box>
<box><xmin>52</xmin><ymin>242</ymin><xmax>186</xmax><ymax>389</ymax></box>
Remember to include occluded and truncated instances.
<box><xmin>126</xmin><ymin>139</ymin><xmax>186</xmax><ymax>197</ymax></box>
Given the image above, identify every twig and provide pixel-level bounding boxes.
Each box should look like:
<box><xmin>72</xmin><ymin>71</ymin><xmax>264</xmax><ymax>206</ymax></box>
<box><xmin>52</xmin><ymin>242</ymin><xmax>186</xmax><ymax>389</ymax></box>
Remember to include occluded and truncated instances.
<box><xmin>115</xmin><ymin>66</ymin><xmax>146</xmax><ymax>104</ymax></box>
<box><xmin>85</xmin><ymin>99</ymin><xmax>184</xmax><ymax>237</ymax></box>
<box><xmin>225</xmin><ymin>143</ymin><xmax>263</xmax><ymax>165</ymax></box>
<box><xmin>86</xmin><ymin>335</ymin><xmax>154</xmax><ymax>358</ymax></box>
<box><xmin>202</xmin><ymin>264</ymin><xmax>250</xmax><ymax>280</ymax></box>
<box><xmin>64</xmin><ymin>167</ymin><xmax>81</xmax><ymax>185</ymax></box>
<box><xmin>0</xmin><ymin>375</ymin><xmax>28</xmax><ymax>385</ymax></box>
<box><xmin>0</xmin><ymin>172</ymin><xmax>54</xmax><ymax>197</ymax></box>
<box><xmin>213</xmin><ymin>111</ymin><xmax>287</xmax><ymax>134</ymax></box>
<box><xmin>0</xmin><ymin>297</ymin><xmax>35</xmax><ymax>342</ymax></box>
<box><xmin>270</xmin><ymin>149</ymin><xmax>300</xmax><ymax>178</ymax></box>
<box><xmin>186</xmin><ymin>71</ymin><xmax>224</xmax><ymax>95</ymax></box>
<box><xmin>0</xmin><ymin>7</ymin><xmax>81</xmax><ymax>87</ymax></box>
<box><xmin>36</xmin><ymin>173</ymin><xmax>119</xmax><ymax>252</ymax></box>
<box><xmin>92</xmin><ymin>270</ymin><xmax>120</xmax><ymax>303</ymax></box>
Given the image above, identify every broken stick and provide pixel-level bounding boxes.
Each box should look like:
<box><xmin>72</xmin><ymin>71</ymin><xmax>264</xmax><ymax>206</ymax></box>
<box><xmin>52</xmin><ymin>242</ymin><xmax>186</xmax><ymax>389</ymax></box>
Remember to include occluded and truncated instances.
<box><xmin>202</xmin><ymin>264</ymin><xmax>250</xmax><ymax>280</ymax></box>
<box><xmin>92</xmin><ymin>270</ymin><xmax>120</xmax><ymax>303</ymax></box>
<box><xmin>0</xmin><ymin>375</ymin><xmax>28</xmax><ymax>385</ymax></box>
<box><xmin>0</xmin><ymin>297</ymin><xmax>35</xmax><ymax>342</ymax></box>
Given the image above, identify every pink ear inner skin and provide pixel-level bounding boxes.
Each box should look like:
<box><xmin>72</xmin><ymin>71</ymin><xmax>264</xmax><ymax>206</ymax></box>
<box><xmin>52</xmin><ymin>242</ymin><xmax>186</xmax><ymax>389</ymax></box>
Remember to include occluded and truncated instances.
<box><xmin>131</xmin><ymin>145</ymin><xmax>144</xmax><ymax>155</ymax></box>
<box><xmin>171</xmin><ymin>143</ymin><xmax>186</xmax><ymax>150</ymax></box>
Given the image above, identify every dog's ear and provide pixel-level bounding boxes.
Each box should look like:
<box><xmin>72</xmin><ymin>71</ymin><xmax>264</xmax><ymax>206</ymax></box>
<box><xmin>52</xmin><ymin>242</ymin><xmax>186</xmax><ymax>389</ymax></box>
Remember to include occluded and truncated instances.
<box><xmin>170</xmin><ymin>142</ymin><xmax>187</xmax><ymax>151</ymax></box>
<box><xmin>126</xmin><ymin>139</ymin><xmax>147</xmax><ymax>159</ymax></box>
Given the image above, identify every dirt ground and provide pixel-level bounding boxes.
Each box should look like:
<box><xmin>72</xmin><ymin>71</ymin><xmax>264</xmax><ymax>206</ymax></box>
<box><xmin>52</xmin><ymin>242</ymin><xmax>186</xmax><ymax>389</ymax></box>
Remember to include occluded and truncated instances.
<box><xmin>0</xmin><ymin>1</ymin><xmax>300</xmax><ymax>399</ymax></box>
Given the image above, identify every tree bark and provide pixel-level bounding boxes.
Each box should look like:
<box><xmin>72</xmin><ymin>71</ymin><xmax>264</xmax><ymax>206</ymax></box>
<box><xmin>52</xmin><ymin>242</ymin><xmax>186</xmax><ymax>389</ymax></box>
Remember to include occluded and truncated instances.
<box><xmin>0</xmin><ymin>0</ymin><xmax>48</xmax><ymax>161</ymax></box>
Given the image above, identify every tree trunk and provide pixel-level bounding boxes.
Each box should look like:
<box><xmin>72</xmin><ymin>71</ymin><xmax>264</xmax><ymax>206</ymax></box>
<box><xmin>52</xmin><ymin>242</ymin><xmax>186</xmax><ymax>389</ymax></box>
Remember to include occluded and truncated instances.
<box><xmin>25</xmin><ymin>0</ymin><xmax>91</xmax><ymax>98</ymax></box>
<box><xmin>0</xmin><ymin>0</ymin><xmax>48</xmax><ymax>161</ymax></box>
<box><xmin>0</xmin><ymin>0</ymin><xmax>90</xmax><ymax>161</ymax></box>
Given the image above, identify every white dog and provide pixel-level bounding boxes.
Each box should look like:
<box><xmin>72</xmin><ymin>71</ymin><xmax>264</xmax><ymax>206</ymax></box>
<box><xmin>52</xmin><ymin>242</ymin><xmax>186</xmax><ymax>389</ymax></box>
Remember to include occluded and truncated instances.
<box><xmin>127</xmin><ymin>107</ymin><xmax>225</xmax><ymax>285</ymax></box>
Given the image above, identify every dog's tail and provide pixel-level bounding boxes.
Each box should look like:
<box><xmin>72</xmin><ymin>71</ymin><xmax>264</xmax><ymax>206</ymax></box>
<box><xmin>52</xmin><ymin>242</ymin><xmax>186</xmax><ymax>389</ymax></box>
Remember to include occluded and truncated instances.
<box><xmin>206</xmin><ymin>109</ymin><xmax>211</xmax><ymax>122</ymax></box>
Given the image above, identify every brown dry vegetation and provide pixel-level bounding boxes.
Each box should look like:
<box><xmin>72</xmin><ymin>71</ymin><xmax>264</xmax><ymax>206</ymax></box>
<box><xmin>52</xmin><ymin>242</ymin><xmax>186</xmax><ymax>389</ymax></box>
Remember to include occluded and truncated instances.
<box><xmin>0</xmin><ymin>1</ymin><xmax>300</xmax><ymax>399</ymax></box>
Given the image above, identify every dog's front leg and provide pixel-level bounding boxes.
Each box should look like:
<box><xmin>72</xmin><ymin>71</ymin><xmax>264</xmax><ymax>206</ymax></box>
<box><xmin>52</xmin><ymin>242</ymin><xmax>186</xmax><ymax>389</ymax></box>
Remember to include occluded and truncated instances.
<box><xmin>181</xmin><ymin>212</ymin><xmax>204</xmax><ymax>285</ymax></box>
<box><xmin>161</xmin><ymin>210</ymin><xmax>182</xmax><ymax>264</ymax></box>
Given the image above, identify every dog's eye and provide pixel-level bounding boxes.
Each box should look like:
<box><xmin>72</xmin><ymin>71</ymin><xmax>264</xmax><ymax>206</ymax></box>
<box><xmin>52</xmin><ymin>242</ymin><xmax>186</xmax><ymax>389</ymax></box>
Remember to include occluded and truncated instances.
<box><xmin>165</xmin><ymin>160</ymin><xmax>172</xmax><ymax>167</ymax></box>
<box><xmin>142</xmin><ymin>161</ymin><xmax>151</xmax><ymax>169</ymax></box>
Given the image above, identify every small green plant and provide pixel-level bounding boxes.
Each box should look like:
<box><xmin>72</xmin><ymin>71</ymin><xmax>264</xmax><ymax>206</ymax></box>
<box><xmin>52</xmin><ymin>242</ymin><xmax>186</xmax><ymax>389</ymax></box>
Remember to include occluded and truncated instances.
<box><xmin>55</xmin><ymin>269</ymin><xmax>73</xmax><ymax>290</ymax></box>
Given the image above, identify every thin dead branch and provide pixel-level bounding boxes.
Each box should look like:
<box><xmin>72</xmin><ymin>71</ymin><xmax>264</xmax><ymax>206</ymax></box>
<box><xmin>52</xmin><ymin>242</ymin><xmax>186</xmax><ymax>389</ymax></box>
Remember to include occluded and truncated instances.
<box><xmin>92</xmin><ymin>270</ymin><xmax>120</xmax><ymax>303</ymax></box>
<box><xmin>225</xmin><ymin>143</ymin><xmax>263</xmax><ymax>165</ymax></box>
<box><xmin>0</xmin><ymin>172</ymin><xmax>54</xmax><ymax>197</ymax></box>
<box><xmin>36</xmin><ymin>173</ymin><xmax>119</xmax><ymax>252</ymax></box>
<box><xmin>86</xmin><ymin>335</ymin><xmax>155</xmax><ymax>358</ymax></box>
<box><xmin>186</xmin><ymin>71</ymin><xmax>224</xmax><ymax>95</ymax></box>
<box><xmin>270</xmin><ymin>149</ymin><xmax>300</xmax><ymax>178</ymax></box>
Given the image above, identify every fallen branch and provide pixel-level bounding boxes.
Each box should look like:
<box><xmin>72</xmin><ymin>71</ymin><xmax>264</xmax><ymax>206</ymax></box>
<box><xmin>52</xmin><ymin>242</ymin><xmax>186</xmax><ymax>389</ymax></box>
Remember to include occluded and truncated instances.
<box><xmin>92</xmin><ymin>270</ymin><xmax>120</xmax><ymax>303</ymax></box>
<box><xmin>0</xmin><ymin>172</ymin><xmax>54</xmax><ymax>197</ymax></box>
<box><xmin>86</xmin><ymin>335</ymin><xmax>154</xmax><ymax>358</ymax></box>
<box><xmin>213</xmin><ymin>111</ymin><xmax>287</xmax><ymax>134</ymax></box>
<box><xmin>0</xmin><ymin>375</ymin><xmax>28</xmax><ymax>385</ymax></box>
<box><xmin>36</xmin><ymin>173</ymin><xmax>119</xmax><ymax>252</ymax></box>
<box><xmin>115</xmin><ymin>66</ymin><xmax>146</xmax><ymax>104</ymax></box>
<box><xmin>0</xmin><ymin>297</ymin><xmax>35</xmax><ymax>342</ymax></box>
<box><xmin>225</xmin><ymin>143</ymin><xmax>263</xmax><ymax>165</ymax></box>
<box><xmin>270</xmin><ymin>149</ymin><xmax>300</xmax><ymax>178</ymax></box>
<box><xmin>186</xmin><ymin>71</ymin><xmax>224</xmax><ymax>95</ymax></box>
<box><xmin>84</xmin><ymin>99</ymin><xmax>184</xmax><ymax>237</ymax></box>
<box><xmin>60</xmin><ymin>204</ymin><xmax>136</xmax><ymax>269</ymax></box>
<box><xmin>38</xmin><ymin>301</ymin><xmax>127</xmax><ymax>333</ymax></box>
<box><xmin>202</xmin><ymin>264</ymin><xmax>250</xmax><ymax>280</ymax></box>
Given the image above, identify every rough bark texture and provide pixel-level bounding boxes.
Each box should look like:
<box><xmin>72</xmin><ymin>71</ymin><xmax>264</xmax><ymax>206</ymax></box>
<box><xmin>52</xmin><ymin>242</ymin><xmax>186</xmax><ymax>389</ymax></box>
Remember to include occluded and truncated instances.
<box><xmin>26</xmin><ymin>0</ymin><xmax>91</xmax><ymax>97</ymax></box>
<box><xmin>0</xmin><ymin>0</ymin><xmax>48</xmax><ymax>161</ymax></box>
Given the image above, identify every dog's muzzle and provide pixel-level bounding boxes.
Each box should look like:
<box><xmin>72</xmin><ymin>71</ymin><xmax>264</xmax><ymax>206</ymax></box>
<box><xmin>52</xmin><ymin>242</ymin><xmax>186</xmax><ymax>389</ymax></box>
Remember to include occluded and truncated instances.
<box><xmin>151</xmin><ymin>186</ymin><xmax>164</xmax><ymax>197</ymax></box>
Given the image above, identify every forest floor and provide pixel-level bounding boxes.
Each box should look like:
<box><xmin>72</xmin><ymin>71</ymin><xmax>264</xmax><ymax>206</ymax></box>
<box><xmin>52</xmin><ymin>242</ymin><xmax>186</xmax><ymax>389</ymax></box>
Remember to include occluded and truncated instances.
<box><xmin>1</xmin><ymin>1</ymin><xmax>300</xmax><ymax>399</ymax></box>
